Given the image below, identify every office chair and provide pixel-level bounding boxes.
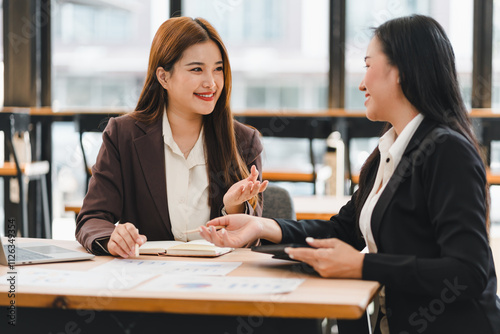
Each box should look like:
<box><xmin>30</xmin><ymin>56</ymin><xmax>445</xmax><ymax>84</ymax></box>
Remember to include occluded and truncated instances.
<box><xmin>75</xmin><ymin>113</ymin><xmax>116</xmax><ymax>192</ymax></box>
<box><xmin>0</xmin><ymin>111</ymin><xmax>50</xmax><ymax>237</ymax></box>
<box><xmin>261</xmin><ymin>184</ymin><xmax>296</xmax><ymax>220</ymax></box>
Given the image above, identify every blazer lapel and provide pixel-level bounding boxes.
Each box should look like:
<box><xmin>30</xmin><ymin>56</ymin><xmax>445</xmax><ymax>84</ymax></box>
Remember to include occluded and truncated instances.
<box><xmin>133</xmin><ymin>118</ymin><xmax>171</xmax><ymax>233</ymax></box>
<box><xmin>370</xmin><ymin>117</ymin><xmax>438</xmax><ymax>246</ymax></box>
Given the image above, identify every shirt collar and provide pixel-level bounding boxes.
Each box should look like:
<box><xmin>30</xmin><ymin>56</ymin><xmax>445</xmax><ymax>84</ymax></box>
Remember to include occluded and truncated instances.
<box><xmin>389</xmin><ymin>113</ymin><xmax>424</xmax><ymax>159</ymax></box>
<box><xmin>187</xmin><ymin>129</ymin><xmax>205</xmax><ymax>167</ymax></box>
<box><xmin>378</xmin><ymin>113</ymin><xmax>425</xmax><ymax>163</ymax></box>
<box><xmin>162</xmin><ymin>110</ymin><xmax>179</xmax><ymax>153</ymax></box>
<box><xmin>162</xmin><ymin>110</ymin><xmax>206</xmax><ymax>167</ymax></box>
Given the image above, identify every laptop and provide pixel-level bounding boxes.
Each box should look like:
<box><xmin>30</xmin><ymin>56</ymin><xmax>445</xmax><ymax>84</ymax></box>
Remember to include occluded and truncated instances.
<box><xmin>0</xmin><ymin>237</ymin><xmax>94</xmax><ymax>266</ymax></box>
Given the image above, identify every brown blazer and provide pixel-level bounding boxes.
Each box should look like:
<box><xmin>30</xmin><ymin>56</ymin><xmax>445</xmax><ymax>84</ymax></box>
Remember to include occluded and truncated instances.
<box><xmin>76</xmin><ymin>115</ymin><xmax>263</xmax><ymax>254</ymax></box>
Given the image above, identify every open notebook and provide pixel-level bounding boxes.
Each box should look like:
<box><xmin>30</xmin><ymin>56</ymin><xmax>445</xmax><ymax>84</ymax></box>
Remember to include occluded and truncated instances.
<box><xmin>0</xmin><ymin>237</ymin><xmax>94</xmax><ymax>266</ymax></box>
<box><xmin>139</xmin><ymin>239</ymin><xmax>233</xmax><ymax>257</ymax></box>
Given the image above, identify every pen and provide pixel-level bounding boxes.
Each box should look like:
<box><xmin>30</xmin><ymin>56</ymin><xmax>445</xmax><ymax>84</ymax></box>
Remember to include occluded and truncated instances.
<box><xmin>185</xmin><ymin>226</ymin><xmax>225</xmax><ymax>234</ymax></box>
<box><xmin>134</xmin><ymin>243</ymin><xmax>140</xmax><ymax>257</ymax></box>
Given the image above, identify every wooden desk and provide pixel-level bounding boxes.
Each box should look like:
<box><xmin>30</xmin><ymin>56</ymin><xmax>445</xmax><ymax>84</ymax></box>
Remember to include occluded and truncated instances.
<box><xmin>0</xmin><ymin>161</ymin><xmax>49</xmax><ymax>176</ymax></box>
<box><xmin>64</xmin><ymin>201</ymin><xmax>82</xmax><ymax>215</ymax></box>
<box><xmin>0</xmin><ymin>162</ymin><xmax>24</xmax><ymax>177</ymax></box>
<box><xmin>0</xmin><ymin>238</ymin><xmax>379</xmax><ymax>332</ymax></box>
<box><xmin>293</xmin><ymin>195</ymin><xmax>350</xmax><ymax>220</ymax></box>
<box><xmin>470</xmin><ymin>109</ymin><xmax>500</xmax><ymax>166</ymax></box>
<box><xmin>487</xmin><ymin>169</ymin><xmax>500</xmax><ymax>185</ymax></box>
<box><xmin>263</xmin><ymin>170</ymin><xmax>315</xmax><ymax>183</ymax></box>
<box><xmin>351</xmin><ymin>169</ymin><xmax>500</xmax><ymax>186</ymax></box>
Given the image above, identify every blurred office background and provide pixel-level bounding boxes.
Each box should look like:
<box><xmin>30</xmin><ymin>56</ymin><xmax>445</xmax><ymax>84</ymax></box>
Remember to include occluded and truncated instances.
<box><xmin>0</xmin><ymin>0</ymin><xmax>499</xmax><ymax>238</ymax></box>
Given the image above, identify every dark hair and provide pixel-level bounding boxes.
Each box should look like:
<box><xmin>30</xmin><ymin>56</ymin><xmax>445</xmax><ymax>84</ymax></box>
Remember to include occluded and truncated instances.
<box><xmin>355</xmin><ymin>15</ymin><xmax>490</xmax><ymax>229</ymax></box>
<box><xmin>132</xmin><ymin>17</ymin><xmax>258</xmax><ymax>208</ymax></box>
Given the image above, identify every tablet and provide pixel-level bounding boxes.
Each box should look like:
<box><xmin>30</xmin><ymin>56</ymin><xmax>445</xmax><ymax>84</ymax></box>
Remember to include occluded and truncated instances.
<box><xmin>251</xmin><ymin>243</ymin><xmax>313</xmax><ymax>261</ymax></box>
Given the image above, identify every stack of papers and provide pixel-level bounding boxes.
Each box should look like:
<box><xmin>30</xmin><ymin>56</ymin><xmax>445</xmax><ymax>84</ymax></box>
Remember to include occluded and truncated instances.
<box><xmin>0</xmin><ymin>259</ymin><xmax>304</xmax><ymax>294</ymax></box>
<box><xmin>1</xmin><ymin>268</ymin><xmax>154</xmax><ymax>290</ymax></box>
<box><xmin>137</xmin><ymin>275</ymin><xmax>305</xmax><ymax>294</ymax></box>
<box><xmin>90</xmin><ymin>258</ymin><xmax>241</xmax><ymax>276</ymax></box>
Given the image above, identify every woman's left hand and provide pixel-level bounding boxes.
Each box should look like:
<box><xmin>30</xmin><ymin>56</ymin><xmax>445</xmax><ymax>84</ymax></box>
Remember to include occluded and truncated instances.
<box><xmin>285</xmin><ymin>237</ymin><xmax>365</xmax><ymax>279</ymax></box>
<box><xmin>223</xmin><ymin>165</ymin><xmax>268</xmax><ymax>214</ymax></box>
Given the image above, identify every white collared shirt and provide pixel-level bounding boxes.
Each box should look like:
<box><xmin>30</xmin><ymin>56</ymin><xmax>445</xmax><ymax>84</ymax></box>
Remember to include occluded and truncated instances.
<box><xmin>359</xmin><ymin>113</ymin><xmax>424</xmax><ymax>253</ymax></box>
<box><xmin>163</xmin><ymin>111</ymin><xmax>210</xmax><ymax>242</ymax></box>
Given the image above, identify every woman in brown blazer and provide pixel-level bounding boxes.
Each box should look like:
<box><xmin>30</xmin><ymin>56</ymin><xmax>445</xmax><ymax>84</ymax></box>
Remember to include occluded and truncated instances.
<box><xmin>76</xmin><ymin>17</ymin><xmax>267</xmax><ymax>258</ymax></box>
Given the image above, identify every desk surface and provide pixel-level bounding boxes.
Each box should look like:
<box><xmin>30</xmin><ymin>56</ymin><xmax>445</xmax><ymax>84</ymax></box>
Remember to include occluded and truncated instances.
<box><xmin>0</xmin><ymin>238</ymin><xmax>380</xmax><ymax>320</ymax></box>
<box><xmin>0</xmin><ymin>162</ymin><xmax>21</xmax><ymax>176</ymax></box>
<box><xmin>487</xmin><ymin>169</ymin><xmax>500</xmax><ymax>185</ymax></box>
<box><xmin>293</xmin><ymin>195</ymin><xmax>350</xmax><ymax>220</ymax></box>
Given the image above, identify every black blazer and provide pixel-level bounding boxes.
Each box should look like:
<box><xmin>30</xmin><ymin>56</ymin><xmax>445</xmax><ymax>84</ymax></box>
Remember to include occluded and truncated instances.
<box><xmin>276</xmin><ymin>118</ymin><xmax>500</xmax><ymax>334</ymax></box>
<box><xmin>76</xmin><ymin>115</ymin><xmax>264</xmax><ymax>254</ymax></box>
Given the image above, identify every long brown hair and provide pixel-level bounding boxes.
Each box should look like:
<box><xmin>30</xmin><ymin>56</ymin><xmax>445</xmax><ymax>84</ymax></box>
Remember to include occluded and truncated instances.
<box><xmin>356</xmin><ymin>15</ymin><xmax>490</xmax><ymax>230</ymax></box>
<box><xmin>132</xmin><ymin>17</ymin><xmax>257</xmax><ymax>208</ymax></box>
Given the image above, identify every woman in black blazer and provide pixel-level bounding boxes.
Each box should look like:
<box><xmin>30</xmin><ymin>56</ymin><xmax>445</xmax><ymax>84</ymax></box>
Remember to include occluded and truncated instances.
<box><xmin>201</xmin><ymin>15</ymin><xmax>500</xmax><ymax>334</ymax></box>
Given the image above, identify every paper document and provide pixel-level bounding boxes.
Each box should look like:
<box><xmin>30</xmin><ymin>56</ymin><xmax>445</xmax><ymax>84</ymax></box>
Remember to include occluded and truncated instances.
<box><xmin>90</xmin><ymin>259</ymin><xmax>241</xmax><ymax>276</ymax></box>
<box><xmin>0</xmin><ymin>268</ymin><xmax>155</xmax><ymax>290</ymax></box>
<box><xmin>137</xmin><ymin>275</ymin><xmax>305</xmax><ymax>294</ymax></box>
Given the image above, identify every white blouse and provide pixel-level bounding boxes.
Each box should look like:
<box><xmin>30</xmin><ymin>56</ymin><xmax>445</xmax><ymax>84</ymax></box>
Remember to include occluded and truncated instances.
<box><xmin>359</xmin><ymin>113</ymin><xmax>424</xmax><ymax>253</ymax></box>
<box><xmin>163</xmin><ymin>111</ymin><xmax>210</xmax><ymax>242</ymax></box>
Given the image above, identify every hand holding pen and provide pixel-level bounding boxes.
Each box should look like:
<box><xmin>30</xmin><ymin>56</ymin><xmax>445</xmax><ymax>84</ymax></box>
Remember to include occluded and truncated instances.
<box><xmin>107</xmin><ymin>223</ymin><xmax>147</xmax><ymax>258</ymax></box>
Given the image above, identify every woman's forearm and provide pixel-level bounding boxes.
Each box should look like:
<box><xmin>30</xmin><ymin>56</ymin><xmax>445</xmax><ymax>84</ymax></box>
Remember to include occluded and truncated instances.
<box><xmin>258</xmin><ymin>217</ymin><xmax>283</xmax><ymax>244</ymax></box>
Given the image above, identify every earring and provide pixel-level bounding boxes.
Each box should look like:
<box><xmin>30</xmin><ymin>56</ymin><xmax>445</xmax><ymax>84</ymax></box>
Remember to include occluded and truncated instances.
<box><xmin>397</xmin><ymin>78</ymin><xmax>400</xmax><ymax>84</ymax></box>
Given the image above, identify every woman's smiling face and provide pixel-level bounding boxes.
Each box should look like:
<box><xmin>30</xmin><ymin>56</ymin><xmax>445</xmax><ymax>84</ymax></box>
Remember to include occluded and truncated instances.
<box><xmin>163</xmin><ymin>40</ymin><xmax>224</xmax><ymax>118</ymax></box>
<box><xmin>359</xmin><ymin>36</ymin><xmax>401</xmax><ymax>124</ymax></box>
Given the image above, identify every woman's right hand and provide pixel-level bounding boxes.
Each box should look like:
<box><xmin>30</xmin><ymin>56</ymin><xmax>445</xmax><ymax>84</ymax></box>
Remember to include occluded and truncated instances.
<box><xmin>200</xmin><ymin>214</ymin><xmax>261</xmax><ymax>248</ymax></box>
<box><xmin>108</xmin><ymin>223</ymin><xmax>147</xmax><ymax>258</ymax></box>
<box><xmin>200</xmin><ymin>215</ymin><xmax>282</xmax><ymax>248</ymax></box>
<box><xmin>222</xmin><ymin>165</ymin><xmax>268</xmax><ymax>214</ymax></box>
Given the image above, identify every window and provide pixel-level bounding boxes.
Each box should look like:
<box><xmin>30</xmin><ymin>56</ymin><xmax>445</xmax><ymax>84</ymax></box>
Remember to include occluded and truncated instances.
<box><xmin>50</xmin><ymin>1</ymin><xmax>171</xmax><ymax>237</ymax></box>
<box><xmin>52</xmin><ymin>0</ymin><xmax>170</xmax><ymax>108</ymax></box>
<box><xmin>0</xmin><ymin>0</ymin><xmax>3</xmax><ymax>107</ymax></box>
<box><xmin>0</xmin><ymin>0</ymin><xmax>3</xmax><ymax>230</ymax></box>
<box><xmin>183</xmin><ymin>0</ymin><xmax>330</xmax><ymax>195</ymax></box>
<box><xmin>345</xmin><ymin>0</ymin><xmax>473</xmax><ymax>109</ymax></box>
<box><xmin>493</xmin><ymin>0</ymin><xmax>500</xmax><ymax>107</ymax></box>
<box><xmin>183</xmin><ymin>0</ymin><xmax>329</xmax><ymax>111</ymax></box>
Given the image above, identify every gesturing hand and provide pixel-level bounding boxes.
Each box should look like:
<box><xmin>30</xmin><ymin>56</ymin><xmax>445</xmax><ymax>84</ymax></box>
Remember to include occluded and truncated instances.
<box><xmin>199</xmin><ymin>214</ymin><xmax>264</xmax><ymax>248</ymax></box>
<box><xmin>223</xmin><ymin>165</ymin><xmax>268</xmax><ymax>214</ymax></box>
<box><xmin>285</xmin><ymin>237</ymin><xmax>365</xmax><ymax>279</ymax></box>
<box><xmin>107</xmin><ymin>223</ymin><xmax>147</xmax><ymax>258</ymax></box>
